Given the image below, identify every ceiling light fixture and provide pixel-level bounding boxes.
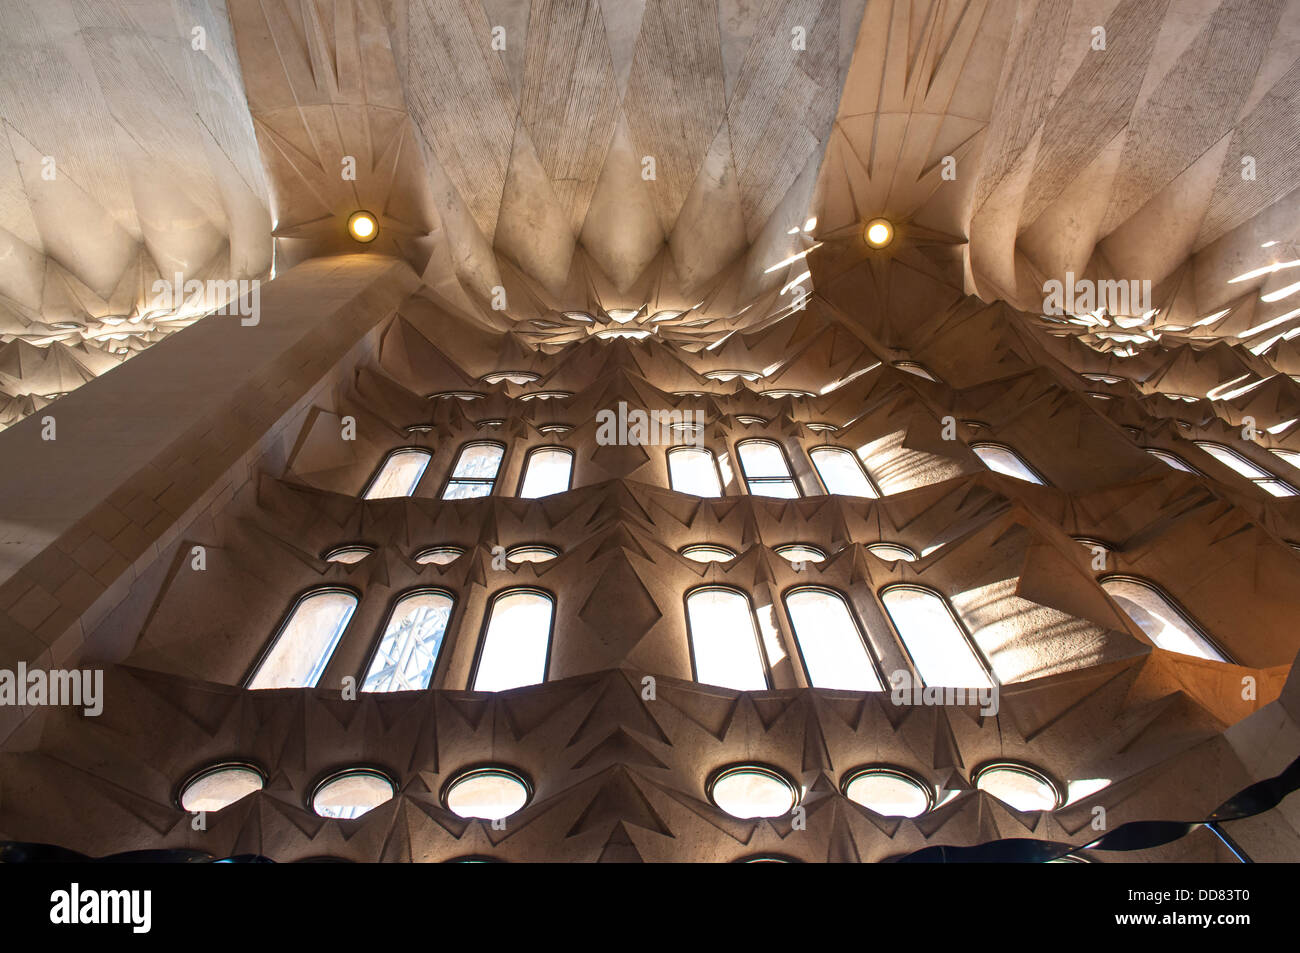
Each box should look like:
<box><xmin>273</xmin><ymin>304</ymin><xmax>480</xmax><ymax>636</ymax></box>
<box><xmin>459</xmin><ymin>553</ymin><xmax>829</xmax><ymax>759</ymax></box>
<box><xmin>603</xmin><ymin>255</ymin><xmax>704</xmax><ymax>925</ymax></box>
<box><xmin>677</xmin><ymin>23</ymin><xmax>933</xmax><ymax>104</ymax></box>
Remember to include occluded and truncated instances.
<box><xmin>347</xmin><ymin>210</ymin><xmax>379</xmax><ymax>243</ymax></box>
<box><xmin>864</xmin><ymin>218</ymin><xmax>894</xmax><ymax>248</ymax></box>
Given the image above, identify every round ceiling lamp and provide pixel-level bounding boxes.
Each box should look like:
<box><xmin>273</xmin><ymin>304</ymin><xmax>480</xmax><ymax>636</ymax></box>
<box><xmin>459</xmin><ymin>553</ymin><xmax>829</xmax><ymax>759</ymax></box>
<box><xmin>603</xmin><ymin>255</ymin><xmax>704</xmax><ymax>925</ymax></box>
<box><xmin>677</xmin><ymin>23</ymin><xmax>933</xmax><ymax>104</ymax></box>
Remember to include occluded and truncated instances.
<box><xmin>864</xmin><ymin>218</ymin><xmax>894</xmax><ymax>248</ymax></box>
<box><xmin>347</xmin><ymin>210</ymin><xmax>379</xmax><ymax>243</ymax></box>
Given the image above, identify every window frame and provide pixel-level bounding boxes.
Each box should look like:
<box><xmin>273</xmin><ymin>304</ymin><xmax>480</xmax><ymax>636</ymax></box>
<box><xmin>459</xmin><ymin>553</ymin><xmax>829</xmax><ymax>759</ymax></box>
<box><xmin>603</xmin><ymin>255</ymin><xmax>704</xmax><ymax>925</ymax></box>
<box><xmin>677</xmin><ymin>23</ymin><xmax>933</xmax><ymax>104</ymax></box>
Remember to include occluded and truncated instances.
<box><xmin>969</xmin><ymin>441</ymin><xmax>1050</xmax><ymax>485</ymax></box>
<box><xmin>516</xmin><ymin>445</ymin><xmax>575</xmax><ymax>498</ymax></box>
<box><xmin>877</xmin><ymin>582</ymin><xmax>995</xmax><ymax>688</ymax></box>
<box><xmin>243</xmin><ymin>585</ymin><xmax>360</xmax><ymax>689</ymax></box>
<box><xmin>667</xmin><ymin>445</ymin><xmax>725</xmax><ymax>496</ymax></box>
<box><xmin>781</xmin><ymin>584</ymin><xmax>885</xmax><ymax>691</ymax></box>
<box><xmin>439</xmin><ymin>440</ymin><xmax>507</xmax><ymax>500</ymax></box>
<box><xmin>1097</xmin><ymin>573</ymin><xmax>1232</xmax><ymax>662</ymax></box>
<box><xmin>1193</xmin><ymin>440</ymin><xmax>1298</xmax><ymax>496</ymax></box>
<box><xmin>309</xmin><ymin>765</ymin><xmax>398</xmax><ymax>819</ymax></box>
<box><xmin>359</xmin><ymin>586</ymin><xmax>459</xmax><ymax>693</ymax></box>
<box><xmin>683</xmin><ymin>585</ymin><xmax>773</xmax><ymax>691</ymax></box>
<box><xmin>467</xmin><ymin>586</ymin><xmax>557</xmax><ymax>692</ymax></box>
<box><xmin>808</xmin><ymin>444</ymin><xmax>881</xmax><ymax>498</ymax></box>
<box><xmin>734</xmin><ymin>438</ymin><xmax>802</xmax><ymax>498</ymax></box>
<box><xmin>361</xmin><ymin>447</ymin><xmax>433</xmax><ymax>499</ymax></box>
<box><xmin>1143</xmin><ymin>447</ymin><xmax>1202</xmax><ymax>475</ymax></box>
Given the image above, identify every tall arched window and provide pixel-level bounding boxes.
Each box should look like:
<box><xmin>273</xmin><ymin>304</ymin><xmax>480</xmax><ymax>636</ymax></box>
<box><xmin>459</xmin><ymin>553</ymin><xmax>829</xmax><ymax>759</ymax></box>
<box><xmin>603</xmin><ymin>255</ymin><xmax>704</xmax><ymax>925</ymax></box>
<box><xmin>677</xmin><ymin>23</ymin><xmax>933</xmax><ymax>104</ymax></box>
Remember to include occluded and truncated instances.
<box><xmin>1194</xmin><ymin>441</ymin><xmax>1298</xmax><ymax>496</ymax></box>
<box><xmin>442</xmin><ymin>442</ymin><xmax>505</xmax><ymax>499</ymax></box>
<box><xmin>783</xmin><ymin>587</ymin><xmax>883</xmax><ymax>690</ymax></box>
<box><xmin>667</xmin><ymin>446</ymin><xmax>723</xmax><ymax>496</ymax></box>
<box><xmin>361</xmin><ymin>588</ymin><xmax>455</xmax><ymax>692</ymax></box>
<box><xmin>685</xmin><ymin>587</ymin><xmax>769</xmax><ymax>691</ymax></box>
<box><xmin>879</xmin><ymin>585</ymin><xmax>993</xmax><ymax>689</ymax></box>
<box><xmin>363</xmin><ymin>449</ymin><xmax>432</xmax><ymax>499</ymax></box>
<box><xmin>970</xmin><ymin>442</ymin><xmax>1047</xmax><ymax>485</ymax></box>
<box><xmin>1099</xmin><ymin>575</ymin><xmax>1228</xmax><ymax>661</ymax></box>
<box><xmin>736</xmin><ymin>439</ymin><xmax>799</xmax><ymax>498</ymax></box>
<box><xmin>471</xmin><ymin>589</ymin><xmax>554</xmax><ymax>692</ymax></box>
<box><xmin>809</xmin><ymin>446</ymin><xmax>879</xmax><ymax>498</ymax></box>
<box><xmin>518</xmin><ymin>447</ymin><xmax>574</xmax><ymax>498</ymax></box>
<box><xmin>248</xmin><ymin>588</ymin><xmax>358</xmax><ymax>689</ymax></box>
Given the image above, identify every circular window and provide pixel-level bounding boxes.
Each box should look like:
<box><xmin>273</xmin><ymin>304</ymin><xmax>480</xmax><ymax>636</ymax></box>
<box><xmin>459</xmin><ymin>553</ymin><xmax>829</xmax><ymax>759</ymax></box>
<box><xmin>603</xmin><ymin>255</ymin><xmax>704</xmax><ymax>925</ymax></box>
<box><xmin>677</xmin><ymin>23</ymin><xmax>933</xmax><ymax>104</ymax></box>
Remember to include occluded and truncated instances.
<box><xmin>681</xmin><ymin>544</ymin><xmax>737</xmax><ymax>563</ymax></box>
<box><xmin>404</xmin><ymin>424</ymin><xmax>434</xmax><ymax>434</ymax></box>
<box><xmin>443</xmin><ymin>766</ymin><xmax>532</xmax><ymax>820</ymax></box>
<box><xmin>537</xmin><ymin>423</ymin><xmax>573</xmax><ymax>434</ymax></box>
<box><xmin>311</xmin><ymin>768</ymin><xmax>396</xmax><ymax>819</ymax></box>
<box><xmin>737</xmin><ymin>854</ymin><xmax>800</xmax><ymax>863</ymax></box>
<box><xmin>477</xmin><ymin>418</ymin><xmax>505</xmax><ymax>429</ymax></box>
<box><xmin>179</xmin><ymin>762</ymin><xmax>264</xmax><ymax>813</ymax></box>
<box><xmin>805</xmin><ymin>422</ymin><xmax>838</xmax><ymax>432</ymax></box>
<box><xmin>842</xmin><ymin>766</ymin><xmax>933</xmax><ymax>818</ymax></box>
<box><xmin>708</xmin><ymin>764</ymin><xmax>799</xmax><ymax>819</ymax></box>
<box><xmin>415</xmin><ymin>546</ymin><xmax>465</xmax><ymax>565</ymax></box>
<box><xmin>735</xmin><ymin>415</ymin><xmax>768</xmax><ymax>426</ymax></box>
<box><xmin>865</xmin><ymin>542</ymin><xmax>916</xmax><ymax>562</ymax></box>
<box><xmin>973</xmin><ymin>762</ymin><xmax>1062</xmax><ymax>812</ymax></box>
<box><xmin>323</xmin><ymin>545</ymin><xmax>374</xmax><ymax>564</ymax></box>
<box><xmin>506</xmin><ymin>545</ymin><xmax>560</xmax><ymax>564</ymax></box>
<box><xmin>775</xmin><ymin>544</ymin><xmax>826</xmax><ymax>563</ymax></box>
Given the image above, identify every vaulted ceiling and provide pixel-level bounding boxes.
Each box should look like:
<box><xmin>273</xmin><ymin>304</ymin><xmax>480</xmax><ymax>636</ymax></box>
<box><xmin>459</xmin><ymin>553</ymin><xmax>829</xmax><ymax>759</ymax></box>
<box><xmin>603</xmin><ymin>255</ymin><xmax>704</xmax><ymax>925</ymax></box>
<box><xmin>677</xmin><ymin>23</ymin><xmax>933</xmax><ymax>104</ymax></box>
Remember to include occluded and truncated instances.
<box><xmin>1</xmin><ymin>0</ymin><xmax>1299</xmax><ymax>425</ymax></box>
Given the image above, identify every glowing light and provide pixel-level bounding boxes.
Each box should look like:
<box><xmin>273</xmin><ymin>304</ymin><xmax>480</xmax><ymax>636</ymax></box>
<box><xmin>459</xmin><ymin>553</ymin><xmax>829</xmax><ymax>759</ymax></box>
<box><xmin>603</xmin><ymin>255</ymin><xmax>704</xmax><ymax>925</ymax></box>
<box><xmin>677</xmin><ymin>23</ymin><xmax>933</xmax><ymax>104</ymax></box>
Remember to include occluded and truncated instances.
<box><xmin>347</xmin><ymin>210</ymin><xmax>378</xmax><ymax>242</ymax></box>
<box><xmin>780</xmin><ymin>271</ymin><xmax>811</xmax><ymax>294</ymax></box>
<box><xmin>1261</xmin><ymin>280</ymin><xmax>1300</xmax><ymax>303</ymax></box>
<box><xmin>1228</xmin><ymin>259</ymin><xmax>1300</xmax><ymax>283</ymax></box>
<box><xmin>864</xmin><ymin>218</ymin><xmax>893</xmax><ymax>248</ymax></box>
<box><xmin>763</xmin><ymin>243</ymin><xmax>822</xmax><ymax>274</ymax></box>
<box><xmin>1237</xmin><ymin>307</ymin><xmax>1300</xmax><ymax>339</ymax></box>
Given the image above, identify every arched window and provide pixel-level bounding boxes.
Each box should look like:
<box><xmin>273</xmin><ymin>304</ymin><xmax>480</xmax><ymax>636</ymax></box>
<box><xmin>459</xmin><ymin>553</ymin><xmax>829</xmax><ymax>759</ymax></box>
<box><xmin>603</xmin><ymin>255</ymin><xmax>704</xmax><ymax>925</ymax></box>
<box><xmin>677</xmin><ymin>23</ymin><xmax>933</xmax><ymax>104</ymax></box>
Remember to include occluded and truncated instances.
<box><xmin>809</xmin><ymin>445</ymin><xmax>879</xmax><ymax>498</ymax></box>
<box><xmin>736</xmin><ymin>439</ymin><xmax>799</xmax><ymax>498</ymax></box>
<box><xmin>970</xmin><ymin>442</ymin><xmax>1047</xmax><ymax>485</ymax></box>
<box><xmin>1099</xmin><ymin>575</ymin><xmax>1228</xmax><ymax>661</ymax></box>
<box><xmin>783</xmin><ymin>587</ymin><xmax>883</xmax><ymax>690</ymax></box>
<box><xmin>361</xmin><ymin>589</ymin><xmax>455</xmax><ymax>692</ymax></box>
<box><xmin>1194</xmin><ymin>441</ymin><xmax>1298</xmax><ymax>496</ymax></box>
<box><xmin>442</xmin><ymin>442</ymin><xmax>505</xmax><ymax>499</ymax></box>
<box><xmin>518</xmin><ymin>446</ymin><xmax>574</xmax><ymax>498</ymax></box>
<box><xmin>1144</xmin><ymin>448</ymin><xmax>1200</xmax><ymax>474</ymax></box>
<box><xmin>879</xmin><ymin>585</ymin><xmax>993</xmax><ymax>689</ymax></box>
<box><xmin>471</xmin><ymin>589</ymin><xmax>554</xmax><ymax>692</ymax></box>
<box><xmin>667</xmin><ymin>446</ymin><xmax>723</xmax><ymax>496</ymax></box>
<box><xmin>247</xmin><ymin>588</ymin><xmax>358</xmax><ymax>689</ymax></box>
<box><xmin>685</xmin><ymin>587</ymin><xmax>769</xmax><ymax>691</ymax></box>
<box><xmin>363</xmin><ymin>448</ymin><xmax>431</xmax><ymax>499</ymax></box>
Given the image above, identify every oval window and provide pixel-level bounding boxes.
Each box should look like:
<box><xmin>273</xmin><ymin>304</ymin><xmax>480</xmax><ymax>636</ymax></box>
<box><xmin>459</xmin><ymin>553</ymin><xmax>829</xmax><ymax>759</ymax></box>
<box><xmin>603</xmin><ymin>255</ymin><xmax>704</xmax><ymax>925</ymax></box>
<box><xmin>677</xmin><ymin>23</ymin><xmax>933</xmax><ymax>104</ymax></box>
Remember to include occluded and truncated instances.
<box><xmin>443</xmin><ymin>766</ymin><xmax>532</xmax><ymax>820</ymax></box>
<box><xmin>311</xmin><ymin>768</ymin><xmax>396</xmax><ymax>819</ymax></box>
<box><xmin>708</xmin><ymin>764</ymin><xmax>799</xmax><ymax>819</ymax></box>
<box><xmin>842</xmin><ymin>766</ymin><xmax>932</xmax><ymax>817</ymax></box>
<box><xmin>179</xmin><ymin>763</ymin><xmax>264</xmax><ymax>813</ymax></box>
